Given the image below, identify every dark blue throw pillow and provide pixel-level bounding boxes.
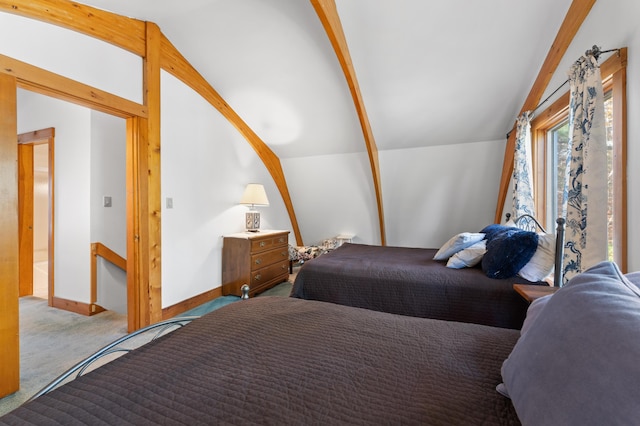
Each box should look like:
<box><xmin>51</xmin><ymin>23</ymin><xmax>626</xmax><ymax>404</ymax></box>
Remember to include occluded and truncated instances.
<box><xmin>480</xmin><ymin>224</ymin><xmax>520</xmax><ymax>243</ymax></box>
<box><xmin>481</xmin><ymin>229</ymin><xmax>539</xmax><ymax>279</ymax></box>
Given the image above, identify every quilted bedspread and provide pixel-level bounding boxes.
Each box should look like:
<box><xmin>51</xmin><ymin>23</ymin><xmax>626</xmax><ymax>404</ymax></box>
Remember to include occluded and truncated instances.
<box><xmin>1</xmin><ymin>297</ymin><xmax>521</xmax><ymax>425</ymax></box>
<box><xmin>291</xmin><ymin>243</ymin><xmax>546</xmax><ymax>329</ymax></box>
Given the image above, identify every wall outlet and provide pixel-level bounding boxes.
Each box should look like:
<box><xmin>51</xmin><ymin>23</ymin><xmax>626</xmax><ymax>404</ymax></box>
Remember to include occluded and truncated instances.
<box><xmin>103</xmin><ymin>196</ymin><xmax>112</xmax><ymax>207</ymax></box>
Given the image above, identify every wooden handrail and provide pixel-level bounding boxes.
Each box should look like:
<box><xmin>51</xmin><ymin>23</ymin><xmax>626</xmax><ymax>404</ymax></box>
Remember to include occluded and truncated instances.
<box><xmin>92</xmin><ymin>242</ymin><xmax>126</xmax><ymax>270</ymax></box>
<box><xmin>90</xmin><ymin>242</ymin><xmax>126</xmax><ymax>315</ymax></box>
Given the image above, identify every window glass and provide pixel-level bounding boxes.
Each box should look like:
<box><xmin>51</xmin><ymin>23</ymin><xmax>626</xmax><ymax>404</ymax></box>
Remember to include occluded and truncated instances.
<box><xmin>548</xmin><ymin>120</ymin><xmax>569</xmax><ymax>222</ymax></box>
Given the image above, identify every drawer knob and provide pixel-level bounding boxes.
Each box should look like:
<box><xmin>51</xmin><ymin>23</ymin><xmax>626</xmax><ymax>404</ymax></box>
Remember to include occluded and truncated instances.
<box><xmin>255</xmin><ymin>258</ymin><xmax>262</xmax><ymax>265</ymax></box>
<box><xmin>278</xmin><ymin>237</ymin><xmax>284</xmax><ymax>243</ymax></box>
<box><xmin>254</xmin><ymin>274</ymin><xmax>262</xmax><ymax>281</ymax></box>
<box><xmin>281</xmin><ymin>251</ymin><xmax>286</xmax><ymax>257</ymax></box>
<box><xmin>281</xmin><ymin>265</ymin><xmax>287</xmax><ymax>270</ymax></box>
<box><xmin>260</xmin><ymin>241</ymin><xmax>266</xmax><ymax>247</ymax></box>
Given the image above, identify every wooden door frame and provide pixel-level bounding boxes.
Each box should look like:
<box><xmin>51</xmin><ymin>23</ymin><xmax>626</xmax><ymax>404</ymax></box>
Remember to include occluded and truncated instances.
<box><xmin>0</xmin><ymin>51</ymin><xmax>152</xmax><ymax>329</ymax></box>
<box><xmin>18</xmin><ymin>128</ymin><xmax>55</xmax><ymax>304</ymax></box>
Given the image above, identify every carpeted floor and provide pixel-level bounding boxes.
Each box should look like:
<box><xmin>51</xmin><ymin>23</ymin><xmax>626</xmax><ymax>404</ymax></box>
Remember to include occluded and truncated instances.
<box><xmin>0</xmin><ymin>275</ymin><xmax>295</xmax><ymax>417</ymax></box>
<box><xmin>0</xmin><ymin>297</ymin><xmax>129</xmax><ymax>416</ymax></box>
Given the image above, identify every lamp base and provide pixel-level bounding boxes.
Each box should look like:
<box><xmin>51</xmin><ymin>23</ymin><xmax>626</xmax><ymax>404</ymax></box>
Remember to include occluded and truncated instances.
<box><xmin>245</xmin><ymin>211</ymin><xmax>261</xmax><ymax>232</ymax></box>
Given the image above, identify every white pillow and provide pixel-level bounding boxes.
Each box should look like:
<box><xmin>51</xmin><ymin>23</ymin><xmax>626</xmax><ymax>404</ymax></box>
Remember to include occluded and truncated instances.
<box><xmin>446</xmin><ymin>240</ymin><xmax>486</xmax><ymax>268</ymax></box>
<box><xmin>433</xmin><ymin>232</ymin><xmax>485</xmax><ymax>260</ymax></box>
<box><xmin>518</xmin><ymin>233</ymin><xmax>556</xmax><ymax>282</ymax></box>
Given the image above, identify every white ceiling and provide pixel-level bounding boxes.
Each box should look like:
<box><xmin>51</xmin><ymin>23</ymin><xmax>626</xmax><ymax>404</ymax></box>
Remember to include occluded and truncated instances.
<box><xmin>77</xmin><ymin>0</ymin><xmax>573</xmax><ymax>158</ymax></box>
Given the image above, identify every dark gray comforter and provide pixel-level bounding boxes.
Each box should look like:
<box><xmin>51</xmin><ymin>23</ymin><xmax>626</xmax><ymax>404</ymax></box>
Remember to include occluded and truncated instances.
<box><xmin>291</xmin><ymin>243</ymin><xmax>546</xmax><ymax>329</ymax></box>
<box><xmin>1</xmin><ymin>297</ymin><xmax>520</xmax><ymax>425</ymax></box>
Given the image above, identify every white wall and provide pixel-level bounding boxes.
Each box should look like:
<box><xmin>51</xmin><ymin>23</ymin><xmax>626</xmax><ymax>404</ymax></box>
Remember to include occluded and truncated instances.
<box><xmin>90</xmin><ymin>111</ymin><xmax>127</xmax><ymax>313</ymax></box>
<box><xmin>538</xmin><ymin>0</ymin><xmax>640</xmax><ymax>272</ymax></box>
<box><xmin>0</xmin><ymin>12</ymin><xmax>142</xmax><ymax>103</ymax></box>
<box><xmin>380</xmin><ymin>139</ymin><xmax>506</xmax><ymax>248</ymax></box>
<box><xmin>281</xmin><ymin>152</ymin><xmax>377</xmax><ymax>246</ymax></box>
<box><xmin>160</xmin><ymin>71</ymin><xmax>293</xmax><ymax>308</ymax></box>
<box><xmin>17</xmin><ymin>90</ymin><xmax>93</xmax><ymax>303</ymax></box>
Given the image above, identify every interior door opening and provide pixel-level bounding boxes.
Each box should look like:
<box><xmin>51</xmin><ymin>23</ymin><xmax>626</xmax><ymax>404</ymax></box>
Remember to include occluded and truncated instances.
<box><xmin>33</xmin><ymin>143</ymin><xmax>49</xmax><ymax>299</ymax></box>
<box><xmin>18</xmin><ymin>128</ymin><xmax>54</xmax><ymax>304</ymax></box>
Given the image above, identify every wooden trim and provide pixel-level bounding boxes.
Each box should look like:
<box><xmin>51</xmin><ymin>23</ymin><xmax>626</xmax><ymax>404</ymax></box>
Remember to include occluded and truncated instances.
<box><xmin>51</xmin><ymin>296</ymin><xmax>105</xmax><ymax>316</ymax></box>
<box><xmin>159</xmin><ymin>34</ymin><xmax>304</xmax><ymax>246</ymax></box>
<box><xmin>495</xmin><ymin>0</ymin><xmax>597</xmax><ymax>222</ymax></box>
<box><xmin>17</xmin><ymin>127</ymin><xmax>54</xmax><ymax>144</ymax></box>
<box><xmin>47</xmin><ymin>136</ymin><xmax>55</xmax><ymax>306</ymax></box>
<box><xmin>0</xmin><ymin>0</ymin><xmax>146</xmax><ymax>57</ymax></box>
<box><xmin>611</xmin><ymin>58</ymin><xmax>628</xmax><ymax>272</ymax></box>
<box><xmin>126</xmin><ymin>116</ymin><xmax>147</xmax><ymax>332</ymax></box>
<box><xmin>144</xmin><ymin>22</ymin><xmax>163</xmax><ymax>325</ymax></box>
<box><xmin>161</xmin><ymin>287</ymin><xmax>223</xmax><ymax>320</ymax></box>
<box><xmin>311</xmin><ymin>0</ymin><xmax>386</xmax><ymax>245</ymax></box>
<box><xmin>0</xmin><ymin>54</ymin><xmax>147</xmax><ymax>119</ymax></box>
<box><xmin>92</xmin><ymin>242</ymin><xmax>127</xmax><ymax>271</ymax></box>
<box><xmin>0</xmin><ymin>73</ymin><xmax>20</xmax><ymax>398</ymax></box>
<box><xmin>17</xmin><ymin>143</ymin><xmax>34</xmax><ymax>297</ymax></box>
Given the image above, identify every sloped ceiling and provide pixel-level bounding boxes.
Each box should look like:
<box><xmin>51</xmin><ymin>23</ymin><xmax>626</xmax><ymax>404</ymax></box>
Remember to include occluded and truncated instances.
<box><xmin>77</xmin><ymin>0</ymin><xmax>572</xmax><ymax>157</ymax></box>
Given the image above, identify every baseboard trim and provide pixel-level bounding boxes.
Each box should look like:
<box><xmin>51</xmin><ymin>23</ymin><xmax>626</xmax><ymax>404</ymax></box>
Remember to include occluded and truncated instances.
<box><xmin>162</xmin><ymin>287</ymin><xmax>223</xmax><ymax>320</ymax></box>
<box><xmin>52</xmin><ymin>297</ymin><xmax>105</xmax><ymax>316</ymax></box>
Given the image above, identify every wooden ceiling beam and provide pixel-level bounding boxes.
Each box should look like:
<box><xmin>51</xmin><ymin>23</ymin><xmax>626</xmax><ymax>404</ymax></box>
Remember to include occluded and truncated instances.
<box><xmin>311</xmin><ymin>0</ymin><xmax>386</xmax><ymax>246</ymax></box>
<box><xmin>0</xmin><ymin>0</ymin><xmax>146</xmax><ymax>56</ymax></box>
<box><xmin>494</xmin><ymin>0</ymin><xmax>597</xmax><ymax>222</ymax></box>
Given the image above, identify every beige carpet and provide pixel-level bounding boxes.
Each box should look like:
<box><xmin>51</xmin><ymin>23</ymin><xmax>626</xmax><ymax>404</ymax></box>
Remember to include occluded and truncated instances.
<box><xmin>0</xmin><ymin>273</ymin><xmax>296</xmax><ymax>417</ymax></box>
<box><xmin>0</xmin><ymin>296</ymin><xmax>128</xmax><ymax>416</ymax></box>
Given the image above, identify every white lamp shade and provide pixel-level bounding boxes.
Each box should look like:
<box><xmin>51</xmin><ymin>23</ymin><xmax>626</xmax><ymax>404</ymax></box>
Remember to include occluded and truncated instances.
<box><xmin>240</xmin><ymin>183</ymin><xmax>269</xmax><ymax>207</ymax></box>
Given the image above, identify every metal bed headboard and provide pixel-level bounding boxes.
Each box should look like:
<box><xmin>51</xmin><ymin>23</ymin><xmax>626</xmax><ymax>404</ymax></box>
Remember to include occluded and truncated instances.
<box><xmin>28</xmin><ymin>316</ymin><xmax>200</xmax><ymax>401</ymax></box>
<box><xmin>506</xmin><ymin>213</ymin><xmax>566</xmax><ymax>287</ymax></box>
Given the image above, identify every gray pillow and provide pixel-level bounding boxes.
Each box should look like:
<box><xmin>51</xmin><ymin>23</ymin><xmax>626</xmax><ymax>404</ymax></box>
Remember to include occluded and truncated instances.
<box><xmin>500</xmin><ymin>261</ymin><xmax>640</xmax><ymax>425</ymax></box>
<box><xmin>625</xmin><ymin>271</ymin><xmax>640</xmax><ymax>288</ymax></box>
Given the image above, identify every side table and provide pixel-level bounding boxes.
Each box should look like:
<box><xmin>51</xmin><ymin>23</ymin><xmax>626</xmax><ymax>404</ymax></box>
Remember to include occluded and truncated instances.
<box><xmin>513</xmin><ymin>284</ymin><xmax>558</xmax><ymax>303</ymax></box>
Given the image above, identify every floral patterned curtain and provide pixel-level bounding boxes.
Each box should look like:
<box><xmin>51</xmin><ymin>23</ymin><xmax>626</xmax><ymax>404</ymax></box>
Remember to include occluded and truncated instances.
<box><xmin>561</xmin><ymin>55</ymin><xmax>608</xmax><ymax>283</ymax></box>
<box><xmin>512</xmin><ymin>112</ymin><xmax>535</xmax><ymax>219</ymax></box>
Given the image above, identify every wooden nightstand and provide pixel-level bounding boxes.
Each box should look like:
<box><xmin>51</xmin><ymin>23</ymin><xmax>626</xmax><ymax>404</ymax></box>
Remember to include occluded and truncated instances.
<box><xmin>222</xmin><ymin>230</ymin><xmax>290</xmax><ymax>297</ymax></box>
<box><xmin>513</xmin><ymin>284</ymin><xmax>559</xmax><ymax>303</ymax></box>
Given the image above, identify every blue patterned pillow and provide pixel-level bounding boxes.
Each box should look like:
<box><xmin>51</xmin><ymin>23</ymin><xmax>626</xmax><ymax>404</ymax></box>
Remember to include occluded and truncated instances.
<box><xmin>481</xmin><ymin>229</ymin><xmax>538</xmax><ymax>279</ymax></box>
<box><xmin>480</xmin><ymin>224</ymin><xmax>519</xmax><ymax>243</ymax></box>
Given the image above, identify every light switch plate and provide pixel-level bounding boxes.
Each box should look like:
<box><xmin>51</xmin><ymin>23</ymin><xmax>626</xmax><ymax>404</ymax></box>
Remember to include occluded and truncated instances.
<box><xmin>103</xmin><ymin>196</ymin><xmax>112</xmax><ymax>207</ymax></box>
<box><xmin>166</xmin><ymin>197</ymin><xmax>173</xmax><ymax>209</ymax></box>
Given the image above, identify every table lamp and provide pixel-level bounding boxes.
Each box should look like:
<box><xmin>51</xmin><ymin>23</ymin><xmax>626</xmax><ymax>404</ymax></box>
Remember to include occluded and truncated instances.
<box><xmin>240</xmin><ymin>183</ymin><xmax>269</xmax><ymax>231</ymax></box>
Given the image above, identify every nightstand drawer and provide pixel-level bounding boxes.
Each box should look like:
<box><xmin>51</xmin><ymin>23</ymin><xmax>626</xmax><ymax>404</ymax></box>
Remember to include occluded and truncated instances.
<box><xmin>250</xmin><ymin>234</ymin><xmax>288</xmax><ymax>252</ymax></box>
<box><xmin>251</xmin><ymin>260</ymin><xmax>289</xmax><ymax>286</ymax></box>
<box><xmin>222</xmin><ymin>230</ymin><xmax>290</xmax><ymax>296</ymax></box>
<box><xmin>251</xmin><ymin>248</ymin><xmax>289</xmax><ymax>268</ymax></box>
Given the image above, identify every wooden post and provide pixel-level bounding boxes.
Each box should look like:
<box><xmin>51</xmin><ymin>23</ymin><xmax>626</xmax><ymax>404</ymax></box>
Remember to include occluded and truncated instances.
<box><xmin>0</xmin><ymin>73</ymin><xmax>20</xmax><ymax>397</ymax></box>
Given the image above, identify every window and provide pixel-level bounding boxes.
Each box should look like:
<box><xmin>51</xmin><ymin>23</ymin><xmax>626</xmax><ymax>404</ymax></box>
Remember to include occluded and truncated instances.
<box><xmin>531</xmin><ymin>49</ymin><xmax>627</xmax><ymax>271</ymax></box>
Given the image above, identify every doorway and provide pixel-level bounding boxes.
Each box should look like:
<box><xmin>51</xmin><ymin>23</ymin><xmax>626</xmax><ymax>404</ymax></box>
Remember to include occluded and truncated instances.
<box><xmin>18</xmin><ymin>128</ymin><xmax>54</xmax><ymax>305</ymax></box>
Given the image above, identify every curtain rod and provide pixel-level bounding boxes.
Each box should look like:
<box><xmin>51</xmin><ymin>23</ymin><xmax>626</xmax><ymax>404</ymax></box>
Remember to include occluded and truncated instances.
<box><xmin>506</xmin><ymin>45</ymin><xmax>622</xmax><ymax>139</ymax></box>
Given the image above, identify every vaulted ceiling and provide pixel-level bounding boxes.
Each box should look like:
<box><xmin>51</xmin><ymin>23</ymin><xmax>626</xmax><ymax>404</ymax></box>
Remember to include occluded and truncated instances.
<box><xmin>76</xmin><ymin>0</ymin><xmax>573</xmax><ymax>158</ymax></box>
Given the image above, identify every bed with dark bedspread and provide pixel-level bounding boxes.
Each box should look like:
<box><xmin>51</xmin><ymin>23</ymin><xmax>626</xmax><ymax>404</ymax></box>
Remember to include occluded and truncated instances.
<box><xmin>1</xmin><ymin>297</ymin><xmax>520</xmax><ymax>425</ymax></box>
<box><xmin>291</xmin><ymin>243</ymin><xmax>548</xmax><ymax>329</ymax></box>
